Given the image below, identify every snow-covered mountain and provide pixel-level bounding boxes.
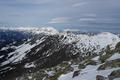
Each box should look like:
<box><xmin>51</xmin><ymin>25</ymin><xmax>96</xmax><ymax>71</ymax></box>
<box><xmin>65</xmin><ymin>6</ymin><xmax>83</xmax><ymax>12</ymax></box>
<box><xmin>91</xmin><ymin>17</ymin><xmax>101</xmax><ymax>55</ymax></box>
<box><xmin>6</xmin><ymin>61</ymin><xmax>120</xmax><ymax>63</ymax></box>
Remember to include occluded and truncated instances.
<box><xmin>0</xmin><ymin>27</ymin><xmax>59</xmax><ymax>35</ymax></box>
<box><xmin>0</xmin><ymin>27</ymin><xmax>120</xmax><ymax>80</ymax></box>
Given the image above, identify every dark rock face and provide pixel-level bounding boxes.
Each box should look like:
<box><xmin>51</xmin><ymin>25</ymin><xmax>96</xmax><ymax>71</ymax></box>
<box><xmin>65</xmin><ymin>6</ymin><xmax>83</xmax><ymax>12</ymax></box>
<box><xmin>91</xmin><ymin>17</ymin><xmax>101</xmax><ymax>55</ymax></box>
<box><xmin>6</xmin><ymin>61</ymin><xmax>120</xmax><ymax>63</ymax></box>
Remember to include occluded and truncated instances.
<box><xmin>96</xmin><ymin>75</ymin><xmax>106</xmax><ymax>80</ymax></box>
<box><xmin>108</xmin><ymin>69</ymin><xmax>120</xmax><ymax>80</ymax></box>
<box><xmin>115</xmin><ymin>42</ymin><xmax>120</xmax><ymax>52</ymax></box>
<box><xmin>72</xmin><ymin>70</ymin><xmax>80</xmax><ymax>78</ymax></box>
<box><xmin>24</xmin><ymin>35</ymin><xmax>76</xmax><ymax>68</ymax></box>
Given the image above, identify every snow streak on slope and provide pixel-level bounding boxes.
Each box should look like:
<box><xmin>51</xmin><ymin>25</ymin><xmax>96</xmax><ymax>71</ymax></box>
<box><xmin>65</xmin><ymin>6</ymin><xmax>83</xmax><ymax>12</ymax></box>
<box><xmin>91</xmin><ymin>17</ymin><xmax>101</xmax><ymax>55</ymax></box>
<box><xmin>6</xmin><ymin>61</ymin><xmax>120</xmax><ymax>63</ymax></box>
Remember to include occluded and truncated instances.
<box><xmin>1</xmin><ymin>37</ymin><xmax>46</xmax><ymax>66</ymax></box>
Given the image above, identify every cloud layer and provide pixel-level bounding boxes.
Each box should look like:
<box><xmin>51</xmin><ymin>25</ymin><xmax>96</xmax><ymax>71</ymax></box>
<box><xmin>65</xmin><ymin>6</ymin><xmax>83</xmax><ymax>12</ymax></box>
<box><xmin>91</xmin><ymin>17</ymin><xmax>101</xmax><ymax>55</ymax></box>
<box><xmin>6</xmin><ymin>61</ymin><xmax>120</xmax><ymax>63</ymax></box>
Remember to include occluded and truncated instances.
<box><xmin>0</xmin><ymin>0</ymin><xmax>120</xmax><ymax>31</ymax></box>
<box><xmin>49</xmin><ymin>17</ymin><xmax>71</xmax><ymax>24</ymax></box>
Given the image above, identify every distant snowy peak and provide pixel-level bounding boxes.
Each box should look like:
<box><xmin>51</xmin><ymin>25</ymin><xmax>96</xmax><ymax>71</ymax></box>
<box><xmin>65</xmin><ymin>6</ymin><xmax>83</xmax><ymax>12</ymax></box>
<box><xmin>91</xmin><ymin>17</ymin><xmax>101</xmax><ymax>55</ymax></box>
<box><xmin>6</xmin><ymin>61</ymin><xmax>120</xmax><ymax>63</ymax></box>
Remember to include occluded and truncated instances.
<box><xmin>0</xmin><ymin>27</ymin><xmax>59</xmax><ymax>35</ymax></box>
<box><xmin>38</xmin><ymin>27</ymin><xmax>59</xmax><ymax>35</ymax></box>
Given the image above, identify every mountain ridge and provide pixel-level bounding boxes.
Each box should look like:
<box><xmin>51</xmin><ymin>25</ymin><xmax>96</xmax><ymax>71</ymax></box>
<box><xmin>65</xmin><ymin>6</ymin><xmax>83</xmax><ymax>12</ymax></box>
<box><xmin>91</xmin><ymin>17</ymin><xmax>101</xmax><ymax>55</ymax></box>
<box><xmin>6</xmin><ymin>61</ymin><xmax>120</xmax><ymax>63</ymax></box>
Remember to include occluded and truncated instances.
<box><xmin>0</xmin><ymin>27</ymin><xmax>120</xmax><ymax>80</ymax></box>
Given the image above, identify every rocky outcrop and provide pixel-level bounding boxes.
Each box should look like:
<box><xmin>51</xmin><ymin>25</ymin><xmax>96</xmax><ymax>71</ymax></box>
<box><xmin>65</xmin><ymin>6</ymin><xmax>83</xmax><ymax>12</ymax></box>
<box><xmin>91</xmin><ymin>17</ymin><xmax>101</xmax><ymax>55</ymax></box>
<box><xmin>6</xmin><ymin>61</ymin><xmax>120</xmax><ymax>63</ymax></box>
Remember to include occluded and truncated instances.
<box><xmin>108</xmin><ymin>69</ymin><xmax>120</xmax><ymax>80</ymax></box>
<box><xmin>72</xmin><ymin>70</ymin><xmax>80</xmax><ymax>78</ymax></box>
<box><xmin>98</xmin><ymin>59</ymin><xmax>120</xmax><ymax>70</ymax></box>
<box><xmin>96</xmin><ymin>75</ymin><xmax>107</xmax><ymax>80</ymax></box>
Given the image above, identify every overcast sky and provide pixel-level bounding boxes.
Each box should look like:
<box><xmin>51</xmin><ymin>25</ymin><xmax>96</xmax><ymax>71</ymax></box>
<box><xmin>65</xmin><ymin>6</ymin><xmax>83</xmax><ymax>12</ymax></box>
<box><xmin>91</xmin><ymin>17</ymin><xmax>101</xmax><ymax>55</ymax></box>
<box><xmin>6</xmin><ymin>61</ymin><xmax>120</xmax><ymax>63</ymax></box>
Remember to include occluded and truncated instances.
<box><xmin>0</xmin><ymin>0</ymin><xmax>120</xmax><ymax>31</ymax></box>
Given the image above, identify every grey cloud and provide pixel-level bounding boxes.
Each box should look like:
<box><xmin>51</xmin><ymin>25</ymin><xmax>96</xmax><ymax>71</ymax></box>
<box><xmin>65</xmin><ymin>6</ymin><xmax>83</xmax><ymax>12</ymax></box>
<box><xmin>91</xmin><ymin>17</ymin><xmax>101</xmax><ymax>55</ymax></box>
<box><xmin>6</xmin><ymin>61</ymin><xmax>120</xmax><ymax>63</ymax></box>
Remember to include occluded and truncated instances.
<box><xmin>49</xmin><ymin>17</ymin><xmax>71</xmax><ymax>24</ymax></box>
<box><xmin>72</xmin><ymin>2</ymin><xmax>88</xmax><ymax>7</ymax></box>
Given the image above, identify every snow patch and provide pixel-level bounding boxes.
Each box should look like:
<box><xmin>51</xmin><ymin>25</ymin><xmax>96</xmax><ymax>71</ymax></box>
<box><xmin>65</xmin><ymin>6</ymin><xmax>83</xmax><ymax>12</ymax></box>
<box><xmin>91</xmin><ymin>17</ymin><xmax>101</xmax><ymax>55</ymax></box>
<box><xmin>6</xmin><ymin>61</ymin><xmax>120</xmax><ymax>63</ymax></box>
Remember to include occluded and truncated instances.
<box><xmin>113</xmin><ymin>78</ymin><xmax>120</xmax><ymax>80</ymax></box>
<box><xmin>24</xmin><ymin>62</ymin><xmax>35</xmax><ymax>68</ymax></box>
<box><xmin>107</xmin><ymin>53</ymin><xmax>120</xmax><ymax>61</ymax></box>
<box><xmin>92</xmin><ymin>56</ymin><xmax>100</xmax><ymax>62</ymax></box>
<box><xmin>0</xmin><ymin>55</ymin><xmax>4</xmax><ymax>59</ymax></box>
<box><xmin>45</xmin><ymin>71</ymin><xmax>55</xmax><ymax>77</ymax></box>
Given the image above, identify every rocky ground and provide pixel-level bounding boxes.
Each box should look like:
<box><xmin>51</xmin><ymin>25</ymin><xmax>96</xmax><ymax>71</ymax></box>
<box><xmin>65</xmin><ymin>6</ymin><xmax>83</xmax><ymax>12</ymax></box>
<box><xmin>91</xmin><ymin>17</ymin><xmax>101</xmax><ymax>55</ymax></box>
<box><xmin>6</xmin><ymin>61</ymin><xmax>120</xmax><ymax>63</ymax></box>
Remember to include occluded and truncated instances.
<box><xmin>15</xmin><ymin>42</ymin><xmax>120</xmax><ymax>80</ymax></box>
